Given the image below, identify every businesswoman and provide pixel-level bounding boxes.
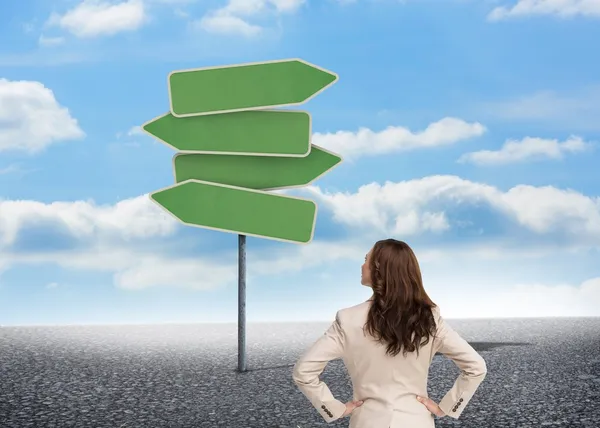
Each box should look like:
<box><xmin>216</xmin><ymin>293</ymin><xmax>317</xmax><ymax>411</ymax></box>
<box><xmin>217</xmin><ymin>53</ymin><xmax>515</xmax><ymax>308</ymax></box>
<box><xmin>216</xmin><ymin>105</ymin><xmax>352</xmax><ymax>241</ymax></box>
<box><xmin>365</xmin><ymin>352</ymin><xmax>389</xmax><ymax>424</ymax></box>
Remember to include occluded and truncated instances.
<box><xmin>292</xmin><ymin>239</ymin><xmax>487</xmax><ymax>428</ymax></box>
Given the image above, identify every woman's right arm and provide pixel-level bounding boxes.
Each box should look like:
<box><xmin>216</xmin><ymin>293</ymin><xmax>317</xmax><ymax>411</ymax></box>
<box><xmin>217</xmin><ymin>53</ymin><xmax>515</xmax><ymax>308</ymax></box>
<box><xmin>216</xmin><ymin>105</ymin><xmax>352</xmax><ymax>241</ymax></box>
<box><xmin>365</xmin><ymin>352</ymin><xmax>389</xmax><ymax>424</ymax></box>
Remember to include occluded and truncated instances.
<box><xmin>432</xmin><ymin>308</ymin><xmax>487</xmax><ymax>419</ymax></box>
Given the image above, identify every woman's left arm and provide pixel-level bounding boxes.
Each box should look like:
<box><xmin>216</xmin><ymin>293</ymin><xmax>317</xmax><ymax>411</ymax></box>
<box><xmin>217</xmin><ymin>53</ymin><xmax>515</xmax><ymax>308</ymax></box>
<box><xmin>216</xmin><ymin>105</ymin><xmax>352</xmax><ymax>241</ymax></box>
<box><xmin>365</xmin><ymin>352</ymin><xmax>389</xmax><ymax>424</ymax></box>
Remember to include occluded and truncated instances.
<box><xmin>292</xmin><ymin>311</ymin><xmax>347</xmax><ymax>423</ymax></box>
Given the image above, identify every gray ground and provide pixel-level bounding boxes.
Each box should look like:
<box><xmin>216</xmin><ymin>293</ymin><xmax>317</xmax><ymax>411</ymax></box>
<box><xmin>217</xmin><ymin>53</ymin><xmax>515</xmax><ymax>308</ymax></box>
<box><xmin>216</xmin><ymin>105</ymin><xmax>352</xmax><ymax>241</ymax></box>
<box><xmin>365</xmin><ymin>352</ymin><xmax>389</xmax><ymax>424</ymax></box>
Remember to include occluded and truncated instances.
<box><xmin>1</xmin><ymin>317</ymin><xmax>599</xmax><ymax>428</ymax></box>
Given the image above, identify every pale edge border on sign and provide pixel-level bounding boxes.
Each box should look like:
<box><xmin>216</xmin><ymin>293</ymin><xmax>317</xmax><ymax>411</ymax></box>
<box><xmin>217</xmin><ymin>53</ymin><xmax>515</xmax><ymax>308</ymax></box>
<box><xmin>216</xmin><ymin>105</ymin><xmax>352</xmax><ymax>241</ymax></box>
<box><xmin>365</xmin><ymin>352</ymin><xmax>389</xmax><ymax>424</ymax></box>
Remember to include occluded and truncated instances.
<box><xmin>166</xmin><ymin>58</ymin><xmax>339</xmax><ymax>118</ymax></box>
<box><xmin>141</xmin><ymin>109</ymin><xmax>312</xmax><ymax>158</ymax></box>
<box><xmin>171</xmin><ymin>144</ymin><xmax>344</xmax><ymax>192</ymax></box>
<box><xmin>149</xmin><ymin>179</ymin><xmax>319</xmax><ymax>245</ymax></box>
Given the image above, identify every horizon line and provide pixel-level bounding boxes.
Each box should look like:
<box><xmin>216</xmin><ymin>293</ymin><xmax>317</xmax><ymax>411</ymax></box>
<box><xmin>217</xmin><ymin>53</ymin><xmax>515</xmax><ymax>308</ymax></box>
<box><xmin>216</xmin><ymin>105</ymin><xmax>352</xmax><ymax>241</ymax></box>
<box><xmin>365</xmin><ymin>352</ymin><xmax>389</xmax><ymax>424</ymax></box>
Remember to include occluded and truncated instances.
<box><xmin>1</xmin><ymin>315</ymin><xmax>599</xmax><ymax>328</ymax></box>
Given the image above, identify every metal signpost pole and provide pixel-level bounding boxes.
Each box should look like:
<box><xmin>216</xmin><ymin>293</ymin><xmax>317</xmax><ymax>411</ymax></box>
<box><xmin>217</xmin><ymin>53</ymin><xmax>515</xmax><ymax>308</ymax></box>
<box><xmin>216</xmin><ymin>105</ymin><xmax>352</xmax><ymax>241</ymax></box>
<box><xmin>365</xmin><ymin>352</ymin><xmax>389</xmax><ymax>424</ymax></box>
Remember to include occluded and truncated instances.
<box><xmin>238</xmin><ymin>234</ymin><xmax>247</xmax><ymax>372</ymax></box>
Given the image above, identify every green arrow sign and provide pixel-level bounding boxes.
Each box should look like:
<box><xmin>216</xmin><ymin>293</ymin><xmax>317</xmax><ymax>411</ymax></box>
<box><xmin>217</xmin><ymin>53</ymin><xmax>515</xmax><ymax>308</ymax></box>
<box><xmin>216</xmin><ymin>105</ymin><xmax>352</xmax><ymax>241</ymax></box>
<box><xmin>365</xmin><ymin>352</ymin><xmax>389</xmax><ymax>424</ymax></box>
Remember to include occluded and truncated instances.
<box><xmin>142</xmin><ymin>110</ymin><xmax>311</xmax><ymax>156</ymax></box>
<box><xmin>168</xmin><ymin>59</ymin><xmax>338</xmax><ymax>117</ymax></box>
<box><xmin>150</xmin><ymin>180</ymin><xmax>317</xmax><ymax>244</ymax></box>
<box><xmin>172</xmin><ymin>145</ymin><xmax>342</xmax><ymax>190</ymax></box>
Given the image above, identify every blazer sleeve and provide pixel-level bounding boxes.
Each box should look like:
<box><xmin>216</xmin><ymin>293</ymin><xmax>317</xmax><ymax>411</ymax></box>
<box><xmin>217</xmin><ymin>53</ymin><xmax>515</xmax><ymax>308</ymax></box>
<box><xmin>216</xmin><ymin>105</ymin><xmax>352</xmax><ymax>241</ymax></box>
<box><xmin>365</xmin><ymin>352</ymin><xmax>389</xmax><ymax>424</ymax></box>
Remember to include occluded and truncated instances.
<box><xmin>292</xmin><ymin>311</ymin><xmax>347</xmax><ymax>423</ymax></box>
<box><xmin>433</xmin><ymin>308</ymin><xmax>487</xmax><ymax>419</ymax></box>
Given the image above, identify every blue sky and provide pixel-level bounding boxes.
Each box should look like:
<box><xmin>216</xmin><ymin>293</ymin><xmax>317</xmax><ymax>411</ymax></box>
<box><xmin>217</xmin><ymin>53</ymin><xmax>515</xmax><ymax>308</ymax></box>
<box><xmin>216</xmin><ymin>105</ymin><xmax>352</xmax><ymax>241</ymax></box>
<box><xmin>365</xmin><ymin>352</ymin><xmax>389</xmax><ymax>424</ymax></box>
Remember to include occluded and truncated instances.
<box><xmin>1</xmin><ymin>0</ymin><xmax>599</xmax><ymax>326</ymax></box>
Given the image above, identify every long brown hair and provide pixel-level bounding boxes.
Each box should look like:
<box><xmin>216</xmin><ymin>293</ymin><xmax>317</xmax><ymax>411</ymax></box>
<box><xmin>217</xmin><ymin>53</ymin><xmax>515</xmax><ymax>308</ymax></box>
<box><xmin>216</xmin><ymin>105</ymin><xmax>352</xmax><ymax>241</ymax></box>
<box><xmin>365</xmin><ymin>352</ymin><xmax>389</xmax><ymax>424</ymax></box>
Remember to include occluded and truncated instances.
<box><xmin>364</xmin><ymin>239</ymin><xmax>437</xmax><ymax>357</ymax></box>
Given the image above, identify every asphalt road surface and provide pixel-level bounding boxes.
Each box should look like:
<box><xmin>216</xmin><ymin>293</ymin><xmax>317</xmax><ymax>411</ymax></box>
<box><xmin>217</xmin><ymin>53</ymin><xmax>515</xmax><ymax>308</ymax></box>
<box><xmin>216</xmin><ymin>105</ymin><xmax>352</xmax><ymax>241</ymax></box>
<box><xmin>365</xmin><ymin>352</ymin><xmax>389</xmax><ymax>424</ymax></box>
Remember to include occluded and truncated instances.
<box><xmin>1</xmin><ymin>317</ymin><xmax>599</xmax><ymax>427</ymax></box>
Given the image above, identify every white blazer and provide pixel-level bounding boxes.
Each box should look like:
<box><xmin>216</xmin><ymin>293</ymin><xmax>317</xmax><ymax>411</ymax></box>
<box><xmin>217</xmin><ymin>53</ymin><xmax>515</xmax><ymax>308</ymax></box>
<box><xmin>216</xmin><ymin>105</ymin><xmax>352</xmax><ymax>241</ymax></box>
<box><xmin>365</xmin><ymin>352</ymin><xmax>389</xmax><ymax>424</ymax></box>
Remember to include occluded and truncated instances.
<box><xmin>293</xmin><ymin>300</ymin><xmax>487</xmax><ymax>427</ymax></box>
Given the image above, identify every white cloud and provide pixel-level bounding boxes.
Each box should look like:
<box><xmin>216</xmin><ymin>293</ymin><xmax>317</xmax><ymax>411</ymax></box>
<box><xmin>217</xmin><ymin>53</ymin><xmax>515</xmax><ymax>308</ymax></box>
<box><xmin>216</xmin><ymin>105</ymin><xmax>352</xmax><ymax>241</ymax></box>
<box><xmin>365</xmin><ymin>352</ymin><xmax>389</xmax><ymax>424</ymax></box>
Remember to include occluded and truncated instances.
<box><xmin>47</xmin><ymin>0</ymin><xmax>146</xmax><ymax>38</ymax></box>
<box><xmin>436</xmin><ymin>277</ymin><xmax>600</xmax><ymax>318</ymax></box>
<box><xmin>114</xmin><ymin>256</ymin><xmax>237</xmax><ymax>290</ymax></box>
<box><xmin>0</xmin><ymin>196</ymin><xmax>175</xmax><ymax>248</ymax></box>
<box><xmin>489</xmin><ymin>0</ymin><xmax>600</xmax><ymax>20</ymax></box>
<box><xmin>38</xmin><ymin>35</ymin><xmax>65</xmax><ymax>47</ymax></box>
<box><xmin>149</xmin><ymin>0</ymin><xmax>197</xmax><ymax>3</ymax></box>
<box><xmin>0</xmin><ymin>164</ymin><xmax>25</xmax><ymax>175</ymax></box>
<box><xmin>4</xmin><ymin>247</ymin><xmax>237</xmax><ymax>291</ymax></box>
<box><xmin>0</xmin><ymin>79</ymin><xmax>84</xmax><ymax>153</ymax></box>
<box><xmin>0</xmin><ymin>195</ymin><xmax>219</xmax><ymax>290</ymax></box>
<box><xmin>306</xmin><ymin>175</ymin><xmax>600</xmax><ymax>241</ymax></box>
<box><xmin>2</xmin><ymin>173</ymin><xmax>600</xmax><ymax>291</ymax></box>
<box><xmin>223</xmin><ymin>0</ymin><xmax>276</xmax><ymax>14</ymax></box>
<box><xmin>458</xmin><ymin>135</ymin><xmax>592</xmax><ymax>165</ymax></box>
<box><xmin>481</xmin><ymin>86</ymin><xmax>600</xmax><ymax>131</ymax></box>
<box><xmin>198</xmin><ymin>13</ymin><xmax>262</xmax><ymax>37</ymax></box>
<box><xmin>312</xmin><ymin>117</ymin><xmax>486</xmax><ymax>160</ymax></box>
<box><xmin>249</xmin><ymin>239</ymin><xmax>366</xmax><ymax>276</ymax></box>
<box><xmin>197</xmin><ymin>0</ymin><xmax>305</xmax><ymax>36</ymax></box>
<box><xmin>269</xmin><ymin>0</ymin><xmax>306</xmax><ymax>12</ymax></box>
<box><xmin>174</xmin><ymin>8</ymin><xmax>189</xmax><ymax>18</ymax></box>
<box><xmin>485</xmin><ymin>89</ymin><xmax>593</xmax><ymax>119</ymax></box>
<box><xmin>115</xmin><ymin>125</ymin><xmax>144</xmax><ymax>139</ymax></box>
<box><xmin>5</xmin><ymin>178</ymin><xmax>600</xmax><ymax>251</ymax></box>
<box><xmin>127</xmin><ymin>126</ymin><xmax>143</xmax><ymax>136</ymax></box>
<box><xmin>0</xmin><ymin>192</ymin><xmax>344</xmax><ymax>291</ymax></box>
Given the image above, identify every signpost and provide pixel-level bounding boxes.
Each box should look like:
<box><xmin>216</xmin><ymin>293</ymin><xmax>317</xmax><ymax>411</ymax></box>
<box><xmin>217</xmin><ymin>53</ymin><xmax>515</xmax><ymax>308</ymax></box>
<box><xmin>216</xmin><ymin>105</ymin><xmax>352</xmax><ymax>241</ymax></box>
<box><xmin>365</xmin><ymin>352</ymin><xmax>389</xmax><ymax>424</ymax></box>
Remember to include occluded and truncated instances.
<box><xmin>143</xmin><ymin>110</ymin><xmax>312</xmax><ymax>156</ymax></box>
<box><xmin>168</xmin><ymin>59</ymin><xmax>338</xmax><ymax>117</ymax></box>
<box><xmin>151</xmin><ymin>180</ymin><xmax>318</xmax><ymax>244</ymax></box>
<box><xmin>172</xmin><ymin>145</ymin><xmax>342</xmax><ymax>190</ymax></box>
<box><xmin>143</xmin><ymin>58</ymin><xmax>341</xmax><ymax>372</ymax></box>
